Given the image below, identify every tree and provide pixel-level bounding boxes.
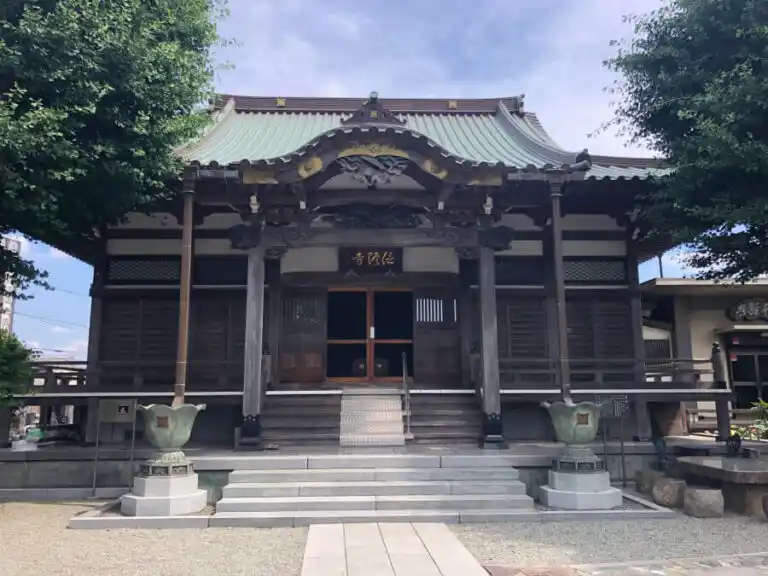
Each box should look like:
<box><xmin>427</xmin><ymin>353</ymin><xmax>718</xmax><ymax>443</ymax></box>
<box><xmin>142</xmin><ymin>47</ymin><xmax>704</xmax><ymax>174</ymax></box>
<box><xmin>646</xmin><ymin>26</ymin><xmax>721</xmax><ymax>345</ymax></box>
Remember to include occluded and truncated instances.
<box><xmin>607</xmin><ymin>0</ymin><xmax>768</xmax><ymax>280</ymax></box>
<box><xmin>0</xmin><ymin>0</ymin><xmax>226</xmax><ymax>298</ymax></box>
<box><xmin>0</xmin><ymin>329</ymin><xmax>34</xmax><ymax>407</ymax></box>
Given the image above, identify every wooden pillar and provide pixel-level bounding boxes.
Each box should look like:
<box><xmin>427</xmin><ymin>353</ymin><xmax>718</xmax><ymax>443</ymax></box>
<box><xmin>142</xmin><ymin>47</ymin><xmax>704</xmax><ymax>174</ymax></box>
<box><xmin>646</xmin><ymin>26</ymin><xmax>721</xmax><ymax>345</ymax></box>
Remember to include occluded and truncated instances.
<box><xmin>172</xmin><ymin>179</ymin><xmax>196</xmax><ymax>406</ymax></box>
<box><xmin>85</xmin><ymin>249</ymin><xmax>105</xmax><ymax>444</ymax></box>
<box><xmin>549</xmin><ymin>183</ymin><xmax>571</xmax><ymax>402</ymax></box>
<box><xmin>242</xmin><ymin>243</ymin><xmax>266</xmax><ymax>440</ymax></box>
<box><xmin>541</xmin><ymin>222</ymin><xmax>561</xmax><ymax>390</ymax></box>
<box><xmin>712</xmin><ymin>342</ymin><xmax>732</xmax><ymax>441</ymax></box>
<box><xmin>267</xmin><ymin>256</ymin><xmax>283</xmax><ymax>391</ymax></box>
<box><xmin>478</xmin><ymin>246</ymin><xmax>503</xmax><ymax>444</ymax></box>
<box><xmin>627</xmin><ymin>228</ymin><xmax>652</xmax><ymax>440</ymax></box>
<box><xmin>458</xmin><ymin>257</ymin><xmax>475</xmax><ymax>389</ymax></box>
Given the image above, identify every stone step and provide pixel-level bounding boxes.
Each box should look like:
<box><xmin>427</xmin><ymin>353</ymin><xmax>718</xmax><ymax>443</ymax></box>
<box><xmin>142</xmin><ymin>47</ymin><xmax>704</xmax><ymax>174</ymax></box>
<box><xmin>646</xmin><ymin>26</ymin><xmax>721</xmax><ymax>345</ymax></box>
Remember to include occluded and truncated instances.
<box><xmin>265</xmin><ymin>396</ymin><xmax>342</xmax><ymax>407</ymax></box>
<box><xmin>265</xmin><ymin>406</ymin><xmax>341</xmax><ymax>417</ymax></box>
<box><xmin>216</xmin><ymin>493</ymin><xmax>534</xmax><ymax>513</ymax></box>
<box><xmin>260</xmin><ymin>432</ymin><xmax>340</xmax><ymax>444</ymax></box>
<box><xmin>223</xmin><ymin>453</ymin><xmax>523</xmax><ymax>470</ymax></box>
<box><xmin>261</xmin><ymin>418</ymin><xmax>339</xmax><ymax>429</ymax></box>
<box><xmin>222</xmin><ymin>480</ymin><xmax>528</xmax><ymax>498</ymax></box>
<box><xmin>209</xmin><ymin>508</ymin><xmax>540</xmax><ymax>527</ymax></box>
<box><xmin>341</xmin><ymin>422</ymin><xmax>403</xmax><ymax>437</ymax></box>
<box><xmin>229</xmin><ymin>465</ymin><xmax>521</xmax><ymax>483</ymax></box>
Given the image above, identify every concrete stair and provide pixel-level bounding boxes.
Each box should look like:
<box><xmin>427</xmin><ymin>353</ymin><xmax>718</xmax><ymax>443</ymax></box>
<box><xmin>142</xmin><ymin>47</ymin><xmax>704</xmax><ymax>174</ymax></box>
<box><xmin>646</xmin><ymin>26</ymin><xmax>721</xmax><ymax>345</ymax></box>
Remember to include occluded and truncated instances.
<box><xmin>261</xmin><ymin>395</ymin><xmax>341</xmax><ymax>446</ymax></box>
<box><xmin>408</xmin><ymin>393</ymin><xmax>482</xmax><ymax>445</ymax></box>
<box><xmin>211</xmin><ymin>452</ymin><xmax>535</xmax><ymax>527</ymax></box>
<box><xmin>340</xmin><ymin>389</ymin><xmax>404</xmax><ymax>447</ymax></box>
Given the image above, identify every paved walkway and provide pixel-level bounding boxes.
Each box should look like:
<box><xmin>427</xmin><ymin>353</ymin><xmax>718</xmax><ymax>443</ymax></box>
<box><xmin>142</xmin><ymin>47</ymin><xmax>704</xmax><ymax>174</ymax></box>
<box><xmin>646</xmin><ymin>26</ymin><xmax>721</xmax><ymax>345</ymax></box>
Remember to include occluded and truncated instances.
<box><xmin>487</xmin><ymin>553</ymin><xmax>768</xmax><ymax>575</ymax></box>
<box><xmin>300</xmin><ymin>523</ymin><xmax>488</xmax><ymax>576</ymax></box>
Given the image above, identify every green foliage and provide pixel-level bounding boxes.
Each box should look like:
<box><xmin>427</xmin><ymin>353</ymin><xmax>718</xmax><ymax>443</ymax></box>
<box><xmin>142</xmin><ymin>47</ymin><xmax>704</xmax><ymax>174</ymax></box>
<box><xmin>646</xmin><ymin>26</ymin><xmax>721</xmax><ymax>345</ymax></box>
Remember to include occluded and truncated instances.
<box><xmin>607</xmin><ymin>0</ymin><xmax>768</xmax><ymax>280</ymax></box>
<box><xmin>0</xmin><ymin>329</ymin><xmax>35</xmax><ymax>406</ymax></box>
<box><xmin>732</xmin><ymin>400</ymin><xmax>768</xmax><ymax>440</ymax></box>
<box><xmin>0</xmin><ymin>0</ymin><xmax>228</xmax><ymax>297</ymax></box>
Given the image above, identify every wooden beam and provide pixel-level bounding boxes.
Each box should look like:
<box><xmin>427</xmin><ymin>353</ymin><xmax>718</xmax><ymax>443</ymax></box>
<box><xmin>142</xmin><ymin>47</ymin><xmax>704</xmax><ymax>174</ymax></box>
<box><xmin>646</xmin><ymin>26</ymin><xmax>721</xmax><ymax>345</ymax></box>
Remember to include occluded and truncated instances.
<box><xmin>263</xmin><ymin>227</ymin><xmax>479</xmax><ymax>248</ymax></box>
<box><xmin>458</xmin><ymin>259</ymin><xmax>475</xmax><ymax>389</ymax></box>
<box><xmin>84</xmin><ymin>243</ymin><xmax>106</xmax><ymax>444</ymax></box>
<box><xmin>549</xmin><ymin>182</ymin><xmax>571</xmax><ymax>403</ymax></box>
<box><xmin>267</xmin><ymin>258</ymin><xmax>283</xmax><ymax>390</ymax></box>
<box><xmin>242</xmin><ymin>243</ymin><xmax>267</xmax><ymax>441</ymax></box>
<box><xmin>627</xmin><ymin>227</ymin><xmax>652</xmax><ymax>440</ymax></box>
<box><xmin>478</xmin><ymin>246</ymin><xmax>503</xmax><ymax>444</ymax></box>
<box><xmin>172</xmin><ymin>183</ymin><xmax>195</xmax><ymax>406</ymax></box>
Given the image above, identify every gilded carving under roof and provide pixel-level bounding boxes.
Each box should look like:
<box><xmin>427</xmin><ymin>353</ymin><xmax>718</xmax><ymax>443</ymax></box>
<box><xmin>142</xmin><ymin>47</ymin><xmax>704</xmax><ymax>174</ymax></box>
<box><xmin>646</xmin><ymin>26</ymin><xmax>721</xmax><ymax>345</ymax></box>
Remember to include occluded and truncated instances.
<box><xmin>336</xmin><ymin>143</ymin><xmax>410</xmax><ymax>159</ymax></box>
<box><xmin>468</xmin><ymin>173</ymin><xmax>503</xmax><ymax>186</ymax></box>
<box><xmin>242</xmin><ymin>169</ymin><xmax>278</xmax><ymax>184</ymax></box>
<box><xmin>297</xmin><ymin>156</ymin><xmax>323</xmax><ymax>180</ymax></box>
<box><xmin>421</xmin><ymin>158</ymin><xmax>448</xmax><ymax>180</ymax></box>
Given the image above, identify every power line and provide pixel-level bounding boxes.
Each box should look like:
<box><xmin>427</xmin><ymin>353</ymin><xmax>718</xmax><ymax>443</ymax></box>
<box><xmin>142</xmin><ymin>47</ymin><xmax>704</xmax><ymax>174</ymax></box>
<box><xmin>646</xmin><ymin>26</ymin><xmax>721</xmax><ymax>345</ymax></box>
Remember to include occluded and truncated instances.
<box><xmin>14</xmin><ymin>312</ymin><xmax>88</xmax><ymax>329</ymax></box>
<box><xmin>52</xmin><ymin>287</ymin><xmax>90</xmax><ymax>298</ymax></box>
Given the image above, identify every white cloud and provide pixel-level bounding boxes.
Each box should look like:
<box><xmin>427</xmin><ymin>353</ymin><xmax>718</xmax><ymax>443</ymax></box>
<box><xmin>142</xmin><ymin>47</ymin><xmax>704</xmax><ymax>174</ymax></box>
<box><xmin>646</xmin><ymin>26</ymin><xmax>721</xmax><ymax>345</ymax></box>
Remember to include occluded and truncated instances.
<box><xmin>60</xmin><ymin>338</ymin><xmax>88</xmax><ymax>359</ymax></box>
<box><xmin>216</xmin><ymin>0</ymin><xmax>664</xmax><ymax>156</ymax></box>
<box><xmin>50</xmin><ymin>325</ymin><xmax>72</xmax><ymax>334</ymax></box>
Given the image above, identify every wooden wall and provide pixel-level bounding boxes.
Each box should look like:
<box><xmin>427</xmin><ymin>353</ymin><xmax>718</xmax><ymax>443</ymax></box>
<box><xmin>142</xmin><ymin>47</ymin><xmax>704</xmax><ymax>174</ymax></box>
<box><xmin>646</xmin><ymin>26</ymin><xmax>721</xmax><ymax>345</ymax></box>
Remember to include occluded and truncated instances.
<box><xmin>98</xmin><ymin>290</ymin><xmax>261</xmax><ymax>391</ymax></box>
<box><xmin>469</xmin><ymin>254</ymin><xmax>636</xmax><ymax>389</ymax></box>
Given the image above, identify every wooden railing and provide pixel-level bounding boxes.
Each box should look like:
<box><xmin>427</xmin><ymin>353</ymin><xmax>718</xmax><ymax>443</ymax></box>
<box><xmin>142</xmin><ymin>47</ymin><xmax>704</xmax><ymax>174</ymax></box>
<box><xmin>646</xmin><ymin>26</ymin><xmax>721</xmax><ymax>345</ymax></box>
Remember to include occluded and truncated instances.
<box><xmin>470</xmin><ymin>355</ymin><xmax>719</xmax><ymax>391</ymax></box>
<box><xmin>24</xmin><ymin>358</ymin><xmax>272</xmax><ymax>394</ymax></box>
<box><xmin>687</xmin><ymin>407</ymin><xmax>757</xmax><ymax>433</ymax></box>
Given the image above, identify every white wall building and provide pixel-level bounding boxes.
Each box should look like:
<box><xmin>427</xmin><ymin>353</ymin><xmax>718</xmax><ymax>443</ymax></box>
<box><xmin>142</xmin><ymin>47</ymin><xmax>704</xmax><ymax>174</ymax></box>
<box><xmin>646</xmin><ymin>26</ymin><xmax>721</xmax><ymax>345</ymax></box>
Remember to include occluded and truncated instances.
<box><xmin>1</xmin><ymin>236</ymin><xmax>22</xmax><ymax>332</ymax></box>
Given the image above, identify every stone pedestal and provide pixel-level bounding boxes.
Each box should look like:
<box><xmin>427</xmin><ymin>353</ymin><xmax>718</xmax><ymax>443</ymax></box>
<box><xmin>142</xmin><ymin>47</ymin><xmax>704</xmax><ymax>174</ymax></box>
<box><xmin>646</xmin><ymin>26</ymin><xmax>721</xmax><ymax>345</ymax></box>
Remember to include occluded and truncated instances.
<box><xmin>120</xmin><ymin>451</ymin><xmax>206</xmax><ymax>517</ymax></box>
<box><xmin>539</xmin><ymin>470</ymin><xmax>623</xmax><ymax>510</ymax></box>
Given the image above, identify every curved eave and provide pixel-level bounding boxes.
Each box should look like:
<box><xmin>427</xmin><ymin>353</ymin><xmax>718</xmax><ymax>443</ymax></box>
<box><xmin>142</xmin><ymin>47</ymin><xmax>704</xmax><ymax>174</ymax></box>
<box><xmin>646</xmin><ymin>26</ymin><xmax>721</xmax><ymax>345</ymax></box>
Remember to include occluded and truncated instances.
<box><xmin>173</xmin><ymin>98</ymin><xmax>237</xmax><ymax>158</ymax></box>
<box><xmin>184</xmin><ymin>121</ymin><xmax>510</xmax><ymax>171</ymax></box>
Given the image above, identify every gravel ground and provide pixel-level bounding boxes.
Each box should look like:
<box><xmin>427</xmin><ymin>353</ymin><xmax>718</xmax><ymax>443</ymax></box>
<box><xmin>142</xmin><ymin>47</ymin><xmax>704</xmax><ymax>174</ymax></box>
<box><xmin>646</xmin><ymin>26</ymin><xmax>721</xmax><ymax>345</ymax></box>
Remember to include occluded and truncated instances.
<box><xmin>452</xmin><ymin>514</ymin><xmax>768</xmax><ymax>568</ymax></box>
<box><xmin>0</xmin><ymin>502</ymin><xmax>308</xmax><ymax>576</ymax></box>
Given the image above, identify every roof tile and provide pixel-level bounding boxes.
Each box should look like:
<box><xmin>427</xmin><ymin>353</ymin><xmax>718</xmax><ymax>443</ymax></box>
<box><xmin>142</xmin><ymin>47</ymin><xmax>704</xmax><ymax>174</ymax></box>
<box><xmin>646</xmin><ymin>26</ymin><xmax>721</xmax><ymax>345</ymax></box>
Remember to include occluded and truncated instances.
<box><xmin>178</xmin><ymin>96</ymin><xmax>663</xmax><ymax>180</ymax></box>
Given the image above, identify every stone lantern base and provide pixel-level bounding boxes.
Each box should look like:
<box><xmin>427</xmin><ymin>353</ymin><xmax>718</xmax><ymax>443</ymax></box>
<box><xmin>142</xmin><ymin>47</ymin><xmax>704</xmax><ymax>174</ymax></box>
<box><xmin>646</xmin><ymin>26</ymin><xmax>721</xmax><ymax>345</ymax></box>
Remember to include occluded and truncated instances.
<box><xmin>120</xmin><ymin>451</ymin><xmax>207</xmax><ymax>516</ymax></box>
<box><xmin>539</xmin><ymin>467</ymin><xmax>622</xmax><ymax>510</ymax></box>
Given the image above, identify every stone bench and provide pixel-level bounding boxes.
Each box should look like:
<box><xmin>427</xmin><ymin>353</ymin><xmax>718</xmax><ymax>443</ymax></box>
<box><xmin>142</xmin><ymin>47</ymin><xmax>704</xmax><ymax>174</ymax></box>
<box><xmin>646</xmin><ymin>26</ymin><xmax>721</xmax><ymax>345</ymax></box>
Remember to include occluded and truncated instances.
<box><xmin>677</xmin><ymin>456</ymin><xmax>768</xmax><ymax>520</ymax></box>
<box><xmin>683</xmin><ymin>486</ymin><xmax>724</xmax><ymax>518</ymax></box>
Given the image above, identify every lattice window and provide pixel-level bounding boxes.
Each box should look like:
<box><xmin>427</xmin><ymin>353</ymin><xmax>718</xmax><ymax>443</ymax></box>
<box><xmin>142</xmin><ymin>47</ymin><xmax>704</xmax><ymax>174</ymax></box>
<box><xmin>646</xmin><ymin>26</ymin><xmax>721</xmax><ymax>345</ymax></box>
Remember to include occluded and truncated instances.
<box><xmin>284</xmin><ymin>295</ymin><xmax>323</xmax><ymax>326</ymax></box>
<box><xmin>564</xmin><ymin>259</ymin><xmax>627</xmax><ymax>283</ymax></box>
<box><xmin>416</xmin><ymin>297</ymin><xmax>457</xmax><ymax>324</ymax></box>
<box><xmin>644</xmin><ymin>338</ymin><xmax>672</xmax><ymax>361</ymax></box>
<box><xmin>107</xmin><ymin>258</ymin><xmax>180</xmax><ymax>283</ymax></box>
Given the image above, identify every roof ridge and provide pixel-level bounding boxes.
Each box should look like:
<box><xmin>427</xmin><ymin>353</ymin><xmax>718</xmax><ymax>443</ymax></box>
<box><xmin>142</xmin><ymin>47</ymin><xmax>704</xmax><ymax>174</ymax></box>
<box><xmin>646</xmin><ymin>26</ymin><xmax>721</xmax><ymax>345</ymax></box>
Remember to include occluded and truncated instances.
<box><xmin>213</xmin><ymin>94</ymin><xmax>524</xmax><ymax>114</ymax></box>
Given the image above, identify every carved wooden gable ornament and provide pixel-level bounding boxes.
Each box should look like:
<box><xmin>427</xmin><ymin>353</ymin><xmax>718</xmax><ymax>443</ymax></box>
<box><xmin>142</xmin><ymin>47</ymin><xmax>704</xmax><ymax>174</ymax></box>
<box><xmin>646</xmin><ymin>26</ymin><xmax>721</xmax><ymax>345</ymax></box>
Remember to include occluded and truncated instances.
<box><xmin>341</xmin><ymin>91</ymin><xmax>405</xmax><ymax>126</ymax></box>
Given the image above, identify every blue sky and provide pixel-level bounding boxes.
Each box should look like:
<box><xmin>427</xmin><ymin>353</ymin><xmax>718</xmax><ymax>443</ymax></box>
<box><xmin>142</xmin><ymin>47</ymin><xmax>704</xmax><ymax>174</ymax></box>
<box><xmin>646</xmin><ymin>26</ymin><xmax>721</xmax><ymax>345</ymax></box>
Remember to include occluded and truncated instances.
<box><xmin>10</xmin><ymin>0</ymin><xmax>686</xmax><ymax>358</ymax></box>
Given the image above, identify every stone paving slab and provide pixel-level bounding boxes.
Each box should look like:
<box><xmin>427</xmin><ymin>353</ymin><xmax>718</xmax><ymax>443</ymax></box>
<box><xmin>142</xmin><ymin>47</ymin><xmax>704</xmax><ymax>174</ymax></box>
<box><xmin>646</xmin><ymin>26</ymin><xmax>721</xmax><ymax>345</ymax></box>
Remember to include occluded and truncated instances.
<box><xmin>300</xmin><ymin>522</ymin><xmax>487</xmax><ymax>576</ymax></box>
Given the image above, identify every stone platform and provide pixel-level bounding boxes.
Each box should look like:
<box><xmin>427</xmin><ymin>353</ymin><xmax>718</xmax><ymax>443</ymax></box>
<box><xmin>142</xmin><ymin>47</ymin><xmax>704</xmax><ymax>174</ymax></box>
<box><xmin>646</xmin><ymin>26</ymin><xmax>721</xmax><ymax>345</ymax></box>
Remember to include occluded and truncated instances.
<box><xmin>539</xmin><ymin>470</ymin><xmax>623</xmax><ymax>510</ymax></box>
<box><xmin>121</xmin><ymin>473</ymin><xmax>207</xmax><ymax>516</ymax></box>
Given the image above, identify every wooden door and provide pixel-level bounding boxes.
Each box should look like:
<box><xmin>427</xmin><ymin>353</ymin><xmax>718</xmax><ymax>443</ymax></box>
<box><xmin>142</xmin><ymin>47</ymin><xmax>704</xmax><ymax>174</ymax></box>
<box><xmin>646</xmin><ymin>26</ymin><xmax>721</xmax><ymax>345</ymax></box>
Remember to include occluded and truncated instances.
<box><xmin>279</xmin><ymin>288</ymin><xmax>327</xmax><ymax>383</ymax></box>
<box><xmin>413</xmin><ymin>288</ymin><xmax>461</xmax><ymax>386</ymax></box>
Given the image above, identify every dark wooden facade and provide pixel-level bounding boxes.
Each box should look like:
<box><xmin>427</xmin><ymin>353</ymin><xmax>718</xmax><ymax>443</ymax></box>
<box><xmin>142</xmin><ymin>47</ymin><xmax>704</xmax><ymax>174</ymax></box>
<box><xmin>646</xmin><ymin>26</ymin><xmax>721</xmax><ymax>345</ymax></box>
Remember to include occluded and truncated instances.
<box><xmin>15</xmin><ymin>94</ymin><xmax>735</xmax><ymax>446</ymax></box>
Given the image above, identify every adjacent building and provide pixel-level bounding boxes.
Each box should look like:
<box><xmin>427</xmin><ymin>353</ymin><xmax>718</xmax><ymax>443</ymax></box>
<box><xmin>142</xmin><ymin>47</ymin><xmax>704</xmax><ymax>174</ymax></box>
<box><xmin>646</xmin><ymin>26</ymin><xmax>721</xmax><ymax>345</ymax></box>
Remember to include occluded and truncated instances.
<box><xmin>643</xmin><ymin>278</ymin><xmax>768</xmax><ymax>431</ymax></box>
<box><xmin>0</xmin><ymin>236</ymin><xmax>21</xmax><ymax>332</ymax></box>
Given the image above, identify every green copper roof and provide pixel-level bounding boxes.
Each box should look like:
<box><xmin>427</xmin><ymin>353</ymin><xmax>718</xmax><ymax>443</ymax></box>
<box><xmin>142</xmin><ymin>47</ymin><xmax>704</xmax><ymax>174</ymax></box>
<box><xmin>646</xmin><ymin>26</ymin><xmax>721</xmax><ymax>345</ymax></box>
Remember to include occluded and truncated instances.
<box><xmin>177</xmin><ymin>96</ymin><xmax>663</xmax><ymax>180</ymax></box>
